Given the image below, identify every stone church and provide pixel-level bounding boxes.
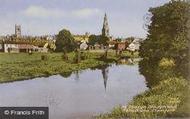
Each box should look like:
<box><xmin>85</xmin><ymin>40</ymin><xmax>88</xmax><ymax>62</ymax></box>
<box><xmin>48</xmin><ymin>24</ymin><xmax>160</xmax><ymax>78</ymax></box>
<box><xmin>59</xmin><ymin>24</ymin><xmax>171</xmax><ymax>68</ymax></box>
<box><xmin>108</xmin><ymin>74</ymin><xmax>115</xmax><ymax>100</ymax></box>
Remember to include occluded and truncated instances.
<box><xmin>102</xmin><ymin>13</ymin><xmax>110</xmax><ymax>37</ymax></box>
<box><xmin>15</xmin><ymin>24</ymin><xmax>21</xmax><ymax>38</ymax></box>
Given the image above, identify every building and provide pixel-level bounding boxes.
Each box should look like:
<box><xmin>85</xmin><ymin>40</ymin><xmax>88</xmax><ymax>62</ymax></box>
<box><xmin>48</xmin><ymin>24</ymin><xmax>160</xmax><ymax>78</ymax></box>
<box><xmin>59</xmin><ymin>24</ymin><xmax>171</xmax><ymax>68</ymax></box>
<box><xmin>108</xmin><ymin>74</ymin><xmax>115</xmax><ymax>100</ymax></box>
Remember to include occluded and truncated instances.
<box><xmin>107</xmin><ymin>40</ymin><xmax>117</xmax><ymax>48</ymax></box>
<box><xmin>116</xmin><ymin>42</ymin><xmax>127</xmax><ymax>51</ymax></box>
<box><xmin>2</xmin><ymin>43</ymin><xmax>49</xmax><ymax>53</ymax></box>
<box><xmin>4</xmin><ymin>43</ymin><xmax>34</xmax><ymax>53</ymax></box>
<box><xmin>102</xmin><ymin>13</ymin><xmax>110</xmax><ymax>37</ymax></box>
<box><xmin>1</xmin><ymin>39</ymin><xmax>49</xmax><ymax>53</ymax></box>
<box><xmin>80</xmin><ymin>42</ymin><xmax>88</xmax><ymax>50</ymax></box>
<box><xmin>127</xmin><ymin>38</ymin><xmax>143</xmax><ymax>51</ymax></box>
<box><xmin>15</xmin><ymin>24</ymin><xmax>21</xmax><ymax>38</ymax></box>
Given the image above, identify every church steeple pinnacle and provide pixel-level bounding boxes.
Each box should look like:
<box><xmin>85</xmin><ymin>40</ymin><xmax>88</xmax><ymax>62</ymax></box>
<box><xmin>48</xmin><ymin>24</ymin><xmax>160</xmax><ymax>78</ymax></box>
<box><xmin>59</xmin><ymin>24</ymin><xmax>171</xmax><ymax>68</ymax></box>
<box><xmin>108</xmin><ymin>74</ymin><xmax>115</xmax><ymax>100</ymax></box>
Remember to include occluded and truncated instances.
<box><xmin>102</xmin><ymin>13</ymin><xmax>109</xmax><ymax>37</ymax></box>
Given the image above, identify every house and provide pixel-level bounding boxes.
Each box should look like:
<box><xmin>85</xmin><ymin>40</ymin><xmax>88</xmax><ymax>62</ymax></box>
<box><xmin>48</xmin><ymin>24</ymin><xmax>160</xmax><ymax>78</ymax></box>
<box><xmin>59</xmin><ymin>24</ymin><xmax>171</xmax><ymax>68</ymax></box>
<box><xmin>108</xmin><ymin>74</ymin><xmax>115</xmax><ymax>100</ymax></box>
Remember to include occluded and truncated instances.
<box><xmin>4</xmin><ymin>43</ymin><xmax>19</xmax><ymax>53</ymax></box>
<box><xmin>4</xmin><ymin>43</ymin><xmax>35</xmax><ymax>53</ymax></box>
<box><xmin>107</xmin><ymin>40</ymin><xmax>116</xmax><ymax>49</ymax></box>
<box><xmin>2</xmin><ymin>42</ymin><xmax>48</xmax><ymax>53</ymax></box>
<box><xmin>80</xmin><ymin>42</ymin><xmax>88</xmax><ymax>50</ymax></box>
<box><xmin>37</xmin><ymin>47</ymin><xmax>48</xmax><ymax>53</ymax></box>
<box><xmin>115</xmin><ymin>42</ymin><xmax>127</xmax><ymax>51</ymax></box>
<box><xmin>127</xmin><ymin>38</ymin><xmax>143</xmax><ymax>51</ymax></box>
<box><xmin>94</xmin><ymin>43</ymin><xmax>101</xmax><ymax>50</ymax></box>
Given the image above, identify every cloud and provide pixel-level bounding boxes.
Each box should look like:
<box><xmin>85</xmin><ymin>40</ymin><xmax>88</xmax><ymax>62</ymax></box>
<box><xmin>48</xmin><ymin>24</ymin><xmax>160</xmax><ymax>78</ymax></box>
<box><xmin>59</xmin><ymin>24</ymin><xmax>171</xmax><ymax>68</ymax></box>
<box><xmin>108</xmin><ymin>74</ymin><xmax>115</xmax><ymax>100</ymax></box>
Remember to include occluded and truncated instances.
<box><xmin>23</xmin><ymin>5</ymin><xmax>65</xmax><ymax>18</ymax></box>
<box><xmin>72</xmin><ymin>8</ymin><xmax>102</xmax><ymax>18</ymax></box>
<box><xmin>22</xmin><ymin>5</ymin><xmax>102</xmax><ymax>19</ymax></box>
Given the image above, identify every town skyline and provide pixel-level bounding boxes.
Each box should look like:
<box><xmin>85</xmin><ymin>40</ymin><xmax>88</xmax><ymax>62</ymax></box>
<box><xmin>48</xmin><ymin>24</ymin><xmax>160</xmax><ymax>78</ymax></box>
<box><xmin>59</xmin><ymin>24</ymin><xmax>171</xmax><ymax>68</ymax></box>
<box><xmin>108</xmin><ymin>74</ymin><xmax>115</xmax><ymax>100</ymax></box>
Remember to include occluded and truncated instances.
<box><xmin>0</xmin><ymin>0</ymin><xmax>169</xmax><ymax>38</ymax></box>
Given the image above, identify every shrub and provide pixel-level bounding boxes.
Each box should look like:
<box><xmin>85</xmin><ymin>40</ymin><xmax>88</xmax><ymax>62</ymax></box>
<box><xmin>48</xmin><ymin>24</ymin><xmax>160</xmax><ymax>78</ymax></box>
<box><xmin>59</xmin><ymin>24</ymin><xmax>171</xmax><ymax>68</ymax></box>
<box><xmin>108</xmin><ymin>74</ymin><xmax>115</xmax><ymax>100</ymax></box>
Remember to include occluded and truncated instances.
<box><xmin>41</xmin><ymin>55</ymin><xmax>48</xmax><ymax>61</ymax></box>
<box><xmin>61</xmin><ymin>53</ymin><xmax>68</xmax><ymax>61</ymax></box>
<box><xmin>151</xmin><ymin>58</ymin><xmax>177</xmax><ymax>84</ymax></box>
<box><xmin>159</xmin><ymin>58</ymin><xmax>175</xmax><ymax>69</ymax></box>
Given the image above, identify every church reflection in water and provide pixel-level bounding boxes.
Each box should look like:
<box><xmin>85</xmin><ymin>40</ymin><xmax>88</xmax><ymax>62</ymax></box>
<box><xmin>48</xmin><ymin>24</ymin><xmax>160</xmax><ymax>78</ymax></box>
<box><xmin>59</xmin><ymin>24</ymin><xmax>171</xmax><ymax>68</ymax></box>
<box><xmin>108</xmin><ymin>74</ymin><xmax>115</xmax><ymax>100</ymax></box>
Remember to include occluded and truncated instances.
<box><xmin>101</xmin><ymin>65</ymin><xmax>109</xmax><ymax>91</ymax></box>
<box><xmin>73</xmin><ymin>65</ymin><xmax>109</xmax><ymax>91</ymax></box>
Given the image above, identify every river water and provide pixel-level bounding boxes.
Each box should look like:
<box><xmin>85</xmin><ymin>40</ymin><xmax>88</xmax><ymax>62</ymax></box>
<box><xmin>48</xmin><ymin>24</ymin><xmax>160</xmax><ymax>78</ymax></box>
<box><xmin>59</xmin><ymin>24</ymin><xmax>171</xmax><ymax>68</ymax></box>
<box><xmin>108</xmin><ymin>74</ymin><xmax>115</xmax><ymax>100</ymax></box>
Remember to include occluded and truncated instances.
<box><xmin>0</xmin><ymin>64</ymin><xmax>147</xmax><ymax>119</ymax></box>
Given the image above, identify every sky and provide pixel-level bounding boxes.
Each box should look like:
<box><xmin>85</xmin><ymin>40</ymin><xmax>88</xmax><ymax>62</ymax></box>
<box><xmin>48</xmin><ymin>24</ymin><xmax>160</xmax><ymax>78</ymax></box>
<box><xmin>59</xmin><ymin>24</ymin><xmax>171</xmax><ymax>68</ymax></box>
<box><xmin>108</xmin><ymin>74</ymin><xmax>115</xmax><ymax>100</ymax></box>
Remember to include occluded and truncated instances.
<box><xmin>0</xmin><ymin>0</ymin><xmax>170</xmax><ymax>38</ymax></box>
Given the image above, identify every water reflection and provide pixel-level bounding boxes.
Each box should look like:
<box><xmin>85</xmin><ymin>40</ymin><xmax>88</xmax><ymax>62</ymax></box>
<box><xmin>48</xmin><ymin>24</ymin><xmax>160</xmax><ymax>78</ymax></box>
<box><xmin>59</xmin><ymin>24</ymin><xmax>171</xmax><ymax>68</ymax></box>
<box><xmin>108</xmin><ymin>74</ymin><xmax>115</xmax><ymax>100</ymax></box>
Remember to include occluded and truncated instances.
<box><xmin>0</xmin><ymin>64</ymin><xmax>147</xmax><ymax>119</ymax></box>
<box><xmin>101</xmin><ymin>65</ymin><xmax>109</xmax><ymax>91</ymax></box>
<box><xmin>60</xmin><ymin>72</ymin><xmax>72</xmax><ymax>78</ymax></box>
<box><xmin>117</xmin><ymin>58</ymin><xmax>142</xmax><ymax>65</ymax></box>
<box><xmin>74</xmin><ymin>70</ymin><xmax>82</xmax><ymax>81</ymax></box>
<box><xmin>73</xmin><ymin>65</ymin><xmax>110</xmax><ymax>90</ymax></box>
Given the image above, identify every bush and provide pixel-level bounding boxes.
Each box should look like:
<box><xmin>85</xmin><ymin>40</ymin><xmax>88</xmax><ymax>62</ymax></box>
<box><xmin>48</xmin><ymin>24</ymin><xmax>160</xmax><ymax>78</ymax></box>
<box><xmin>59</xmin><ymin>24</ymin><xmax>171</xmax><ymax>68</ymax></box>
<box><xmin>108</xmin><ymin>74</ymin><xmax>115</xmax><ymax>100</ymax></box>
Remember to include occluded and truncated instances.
<box><xmin>152</xmin><ymin>58</ymin><xmax>176</xmax><ymax>84</ymax></box>
<box><xmin>159</xmin><ymin>58</ymin><xmax>175</xmax><ymax>69</ymax></box>
<box><xmin>41</xmin><ymin>55</ymin><xmax>48</xmax><ymax>61</ymax></box>
<box><xmin>61</xmin><ymin>53</ymin><xmax>68</xmax><ymax>61</ymax></box>
<box><xmin>81</xmin><ymin>51</ymin><xmax>90</xmax><ymax>60</ymax></box>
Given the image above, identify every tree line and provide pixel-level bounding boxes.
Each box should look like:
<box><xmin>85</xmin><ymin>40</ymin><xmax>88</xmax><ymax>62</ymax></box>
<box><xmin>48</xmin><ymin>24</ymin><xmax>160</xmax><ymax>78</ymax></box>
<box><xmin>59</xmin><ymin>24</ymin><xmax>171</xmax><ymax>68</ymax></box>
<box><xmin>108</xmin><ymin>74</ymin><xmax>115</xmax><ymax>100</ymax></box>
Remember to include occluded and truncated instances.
<box><xmin>139</xmin><ymin>0</ymin><xmax>190</xmax><ymax>86</ymax></box>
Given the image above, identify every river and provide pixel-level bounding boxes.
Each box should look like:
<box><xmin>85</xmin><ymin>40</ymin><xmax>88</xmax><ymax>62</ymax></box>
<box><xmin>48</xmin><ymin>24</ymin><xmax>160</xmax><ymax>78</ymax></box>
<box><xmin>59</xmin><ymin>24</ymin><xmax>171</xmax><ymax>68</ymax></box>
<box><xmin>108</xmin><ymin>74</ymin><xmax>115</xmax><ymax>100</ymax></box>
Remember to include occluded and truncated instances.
<box><xmin>0</xmin><ymin>64</ymin><xmax>147</xmax><ymax>119</ymax></box>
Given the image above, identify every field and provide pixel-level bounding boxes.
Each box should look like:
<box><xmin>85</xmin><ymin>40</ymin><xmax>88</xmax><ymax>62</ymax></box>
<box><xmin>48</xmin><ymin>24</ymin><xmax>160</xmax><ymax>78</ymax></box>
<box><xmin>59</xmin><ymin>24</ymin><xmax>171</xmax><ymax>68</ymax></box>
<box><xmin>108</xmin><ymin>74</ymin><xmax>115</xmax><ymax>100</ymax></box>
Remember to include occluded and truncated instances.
<box><xmin>0</xmin><ymin>52</ymin><xmax>104</xmax><ymax>83</ymax></box>
<box><xmin>0</xmin><ymin>51</ymin><xmax>137</xmax><ymax>83</ymax></box>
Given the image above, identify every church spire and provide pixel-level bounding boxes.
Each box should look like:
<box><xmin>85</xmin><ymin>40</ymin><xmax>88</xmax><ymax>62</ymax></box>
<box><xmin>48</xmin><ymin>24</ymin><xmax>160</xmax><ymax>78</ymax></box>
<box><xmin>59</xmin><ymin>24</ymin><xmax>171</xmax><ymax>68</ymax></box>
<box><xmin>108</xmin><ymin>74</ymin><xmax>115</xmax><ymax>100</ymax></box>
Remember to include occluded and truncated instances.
<box><xmin>102</xmin><ymin>13</ymin><xmax>109</xmax><ymax>37</ymax></box>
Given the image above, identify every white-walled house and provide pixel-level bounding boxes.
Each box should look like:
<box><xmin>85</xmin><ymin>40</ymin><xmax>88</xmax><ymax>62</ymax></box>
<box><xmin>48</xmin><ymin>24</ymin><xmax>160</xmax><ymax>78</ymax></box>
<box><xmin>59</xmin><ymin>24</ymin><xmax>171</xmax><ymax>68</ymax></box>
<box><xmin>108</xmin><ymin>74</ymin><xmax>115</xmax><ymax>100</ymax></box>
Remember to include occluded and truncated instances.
<box><xmin>2</xmin><ymin>43</ymin><xmax>48</xmax><ymax>53</ymax></box>
<box><xmin>4</xmin><ymin>44</ymin><xmax>19</xmax><ymax>53</ymax></box>
<box><xmin>80</xmin><ymin>42</ymin><xmax>88</xmax><ymax>50</ymax></box>
<box><xmin>4</xmin><ymin>43</ymin><xmax>33</xmax><ymax>53</ymax></box>
<box><xmin>127</xmin><ymin>38</ymin><xmax>143</xmax><ymax>51</ymax></box>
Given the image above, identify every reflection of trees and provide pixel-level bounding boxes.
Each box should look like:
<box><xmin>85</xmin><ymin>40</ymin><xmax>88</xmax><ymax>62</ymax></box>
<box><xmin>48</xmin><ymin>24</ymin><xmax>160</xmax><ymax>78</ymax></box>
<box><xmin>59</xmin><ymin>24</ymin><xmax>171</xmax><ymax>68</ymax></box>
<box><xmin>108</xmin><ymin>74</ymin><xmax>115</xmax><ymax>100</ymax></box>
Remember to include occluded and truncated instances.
<box><xmin>116</xmin><ymin>57</ymin><xmax>136</xmax><ymax>65</ymax></box>
<box><xmin>74</xmin><ymin>70</ymin><xmax>80</xmax><ymax>81</ymax></box>
<box><xmin>101</xmin><ymin>65</ymin><xmax>109</xmax><ymax>91</ymax></box>
<box><xmin>60</xmin><ymin>70</ymin><xmax>81</xmax><ymax>81</ymax></box>
<box><xmin>60</xmin><ymin>72</ymin><xmax>72</xmax><ymax>78</ymax></box>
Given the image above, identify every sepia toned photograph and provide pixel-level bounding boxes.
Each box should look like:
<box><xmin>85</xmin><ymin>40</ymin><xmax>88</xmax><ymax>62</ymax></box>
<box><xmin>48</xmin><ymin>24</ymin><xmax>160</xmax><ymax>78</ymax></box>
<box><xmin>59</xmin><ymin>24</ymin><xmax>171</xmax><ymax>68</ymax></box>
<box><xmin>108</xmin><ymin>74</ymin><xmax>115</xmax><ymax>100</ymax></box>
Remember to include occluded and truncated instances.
<box><xmin>0</xmin><ymin>0</ymin><xmax>189</xmax><ymax>119</ymax></box>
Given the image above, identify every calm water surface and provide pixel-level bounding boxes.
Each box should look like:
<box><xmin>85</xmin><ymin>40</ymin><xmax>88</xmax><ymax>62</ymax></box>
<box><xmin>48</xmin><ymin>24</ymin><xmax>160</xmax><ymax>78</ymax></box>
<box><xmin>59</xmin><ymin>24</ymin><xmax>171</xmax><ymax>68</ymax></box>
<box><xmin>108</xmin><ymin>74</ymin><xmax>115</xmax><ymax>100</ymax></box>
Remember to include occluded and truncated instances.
<box><xmin>0</xmin><ymin>64</ymin><xmax>147</xmax><ymax>119</ymax></box>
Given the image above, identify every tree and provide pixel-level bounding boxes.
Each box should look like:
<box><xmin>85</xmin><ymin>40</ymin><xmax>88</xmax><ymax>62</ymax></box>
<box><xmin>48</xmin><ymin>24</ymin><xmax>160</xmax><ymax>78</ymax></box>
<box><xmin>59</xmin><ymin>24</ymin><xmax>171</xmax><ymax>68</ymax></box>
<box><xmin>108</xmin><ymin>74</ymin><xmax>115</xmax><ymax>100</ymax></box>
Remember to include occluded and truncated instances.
<box><xmin>126</xmin><ymin>37</ymin><xmax>134</xmax><ymax>44</ymax></box>
<box><xmin>99</xmin><ymin>35</ymin><xmax>109</xmax><ymax>46</ymax></box>
<box><xmin>88</xmin><ymin>35</ymin><xmax>109</xmax><ymax>46</ymax></box>
<box><xmin>88</xmin><ymin>35</ymin><xmax>98</xmax><ymax>46</ymax></box>
<box><xmin>115</xmin><ymin>38</ymin><xmax>122</xmax><ymax>42</ymax></box>
<box><xmin>139</xmin><ymin>1</ymin><xmax>190</xmax><ymax>86</ymax></box>
<box><xmin>55</xmin><ymin>29</ymin><xmax>77</xmax><ymax>52</ymax></box>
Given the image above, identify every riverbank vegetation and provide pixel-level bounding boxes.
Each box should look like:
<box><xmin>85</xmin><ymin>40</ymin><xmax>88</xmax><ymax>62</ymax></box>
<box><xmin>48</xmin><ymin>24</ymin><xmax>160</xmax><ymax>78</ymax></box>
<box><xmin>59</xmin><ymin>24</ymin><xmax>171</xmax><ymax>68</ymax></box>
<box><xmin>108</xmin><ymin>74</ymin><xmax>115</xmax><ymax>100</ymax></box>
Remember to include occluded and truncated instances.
<box><xmin>97</xmin><ymin>77</ymin><xmax>190</xmax><ymax>119</ymax></box>
<box><xmin>0</xmin><ymin>52</ymin><xmax>113</xmax><ymax>83</ymax></box>
<box><xmin>0</xmin><ymin>50</ymin><xmax>138</xmax><ymax>83</ymax></box>
<box><xmin>97</xmin><ymin>1</ymin><xmax>190</xmax><ymax>118</ymax></box>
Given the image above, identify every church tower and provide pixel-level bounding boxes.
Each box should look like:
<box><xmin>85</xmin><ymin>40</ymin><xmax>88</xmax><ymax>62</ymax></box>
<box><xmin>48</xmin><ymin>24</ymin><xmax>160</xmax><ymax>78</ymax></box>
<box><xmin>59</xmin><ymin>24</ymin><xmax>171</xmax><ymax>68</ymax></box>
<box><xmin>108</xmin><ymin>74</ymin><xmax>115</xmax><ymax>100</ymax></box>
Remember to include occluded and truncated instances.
<box><xmin>102</xmin><ymin>13</ymin><xmax>109</xmax><ymax>37</ymax></box>
<box><xmin>15</xmin><ymin>24</ymin><xmax>21</xmax><ymax>38</ymax></box>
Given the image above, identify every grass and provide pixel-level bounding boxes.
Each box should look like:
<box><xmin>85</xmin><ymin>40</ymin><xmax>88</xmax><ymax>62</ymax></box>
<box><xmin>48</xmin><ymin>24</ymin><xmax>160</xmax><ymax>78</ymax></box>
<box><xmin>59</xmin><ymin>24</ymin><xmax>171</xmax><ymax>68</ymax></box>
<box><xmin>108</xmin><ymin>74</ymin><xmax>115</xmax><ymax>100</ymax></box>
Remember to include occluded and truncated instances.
<box><xmin>89</xmin><ymin>50</ymin><xmax>139</xmax><ymax>58</ymax></box>
<box><xmin>122</xmin><ymin>51</ymin><xmax>139</xmax><ymax>58</ymax></box>
<box><xmin>96</xmin><ymin>77</ymin><xmax>190</xmax><ymax>119</ymax></box>
<box><xmin>0</xmin><ymin>51</ymin><xmax>125</xmax><ymax>83</ymax></box>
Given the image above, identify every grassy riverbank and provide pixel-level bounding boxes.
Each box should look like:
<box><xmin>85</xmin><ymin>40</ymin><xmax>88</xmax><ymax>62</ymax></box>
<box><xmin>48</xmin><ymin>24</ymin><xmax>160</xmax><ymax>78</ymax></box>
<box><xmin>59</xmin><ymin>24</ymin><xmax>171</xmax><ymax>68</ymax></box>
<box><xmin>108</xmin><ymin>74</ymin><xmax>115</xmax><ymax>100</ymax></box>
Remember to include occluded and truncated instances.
<box><xmin>97</xmin><ymin>77</ymin><xmax>190</xmax><ymax>119</ymax></box>
<box><xmin>0</xmin><ymin>51</ymin><xmax>120</xmax><ymax>83</ymax></box>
